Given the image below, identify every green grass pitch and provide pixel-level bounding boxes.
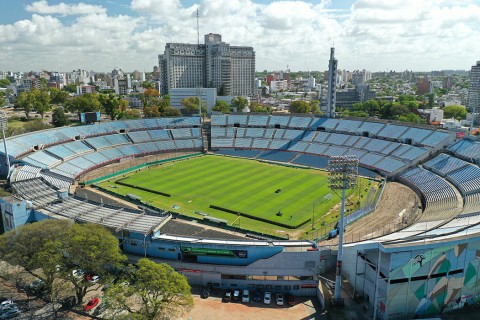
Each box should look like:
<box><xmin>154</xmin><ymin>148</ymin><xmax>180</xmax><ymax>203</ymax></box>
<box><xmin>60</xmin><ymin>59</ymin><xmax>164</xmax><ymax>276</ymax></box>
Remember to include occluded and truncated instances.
<box><xmin>99</xmin><ymin>155</ymin><xmax>363</xmax><ymax>234</ymax></box>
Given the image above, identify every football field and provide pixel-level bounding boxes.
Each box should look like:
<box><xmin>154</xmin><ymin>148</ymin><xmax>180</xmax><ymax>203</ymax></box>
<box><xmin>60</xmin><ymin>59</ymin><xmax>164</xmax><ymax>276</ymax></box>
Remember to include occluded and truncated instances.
<box><xmin>99</xmin><ymin>155</ymin><xmax>367</xmax><ymax>235</ymax></box>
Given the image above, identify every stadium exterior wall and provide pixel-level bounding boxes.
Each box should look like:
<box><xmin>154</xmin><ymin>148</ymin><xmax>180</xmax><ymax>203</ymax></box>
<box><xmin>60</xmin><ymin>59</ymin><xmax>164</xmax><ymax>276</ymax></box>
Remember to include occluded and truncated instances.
<box><xmin>342</xmin><ymin>237</ymin><xmax>480</xmax><ymax>319</ymax></box>
<box><xmin>2</xmin><ymin>200</ymin><xmax>321</xmax><ymax>296</ymax></box>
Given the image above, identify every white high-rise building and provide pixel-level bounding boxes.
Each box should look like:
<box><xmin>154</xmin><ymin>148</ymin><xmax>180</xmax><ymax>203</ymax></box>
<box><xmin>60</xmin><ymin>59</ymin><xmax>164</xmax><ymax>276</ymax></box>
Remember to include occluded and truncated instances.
<box><xmin>468</xmin><ymin>61</ymin><xmax>480</xmax><ymax>112</ymax></box>
<box><xmin>158</xmin><ymin>33</ymin><xmax>255</xmax><ymax>97</ymax></box>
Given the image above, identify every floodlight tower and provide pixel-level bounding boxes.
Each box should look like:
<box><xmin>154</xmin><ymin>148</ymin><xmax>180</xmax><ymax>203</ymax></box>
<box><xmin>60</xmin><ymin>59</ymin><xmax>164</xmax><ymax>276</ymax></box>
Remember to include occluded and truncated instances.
<box><xmin>327</xmin><ymin>155</ymin><xmax>358</xmax><ymax>302</ymax></box>
<box><xmin>0</xmin><ymin>111</ymin><xmax>10</xmax><ymax>178</ymax></box>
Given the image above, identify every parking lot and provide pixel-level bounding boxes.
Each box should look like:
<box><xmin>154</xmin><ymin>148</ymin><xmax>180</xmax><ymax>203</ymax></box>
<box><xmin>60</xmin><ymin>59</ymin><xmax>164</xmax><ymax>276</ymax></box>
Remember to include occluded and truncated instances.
<box><xmin>183</xmin><ymin>286</ymin><xmax>321</xmax><ymax>320</ymax></box>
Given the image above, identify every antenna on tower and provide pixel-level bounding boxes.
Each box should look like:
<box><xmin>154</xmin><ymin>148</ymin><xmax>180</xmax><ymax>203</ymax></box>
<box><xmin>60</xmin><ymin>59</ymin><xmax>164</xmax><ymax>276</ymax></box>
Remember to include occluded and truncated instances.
<box><xmin>196</xmin><ymin>8</ymin><xmax>200</xmax><ymax>46</ymax></box>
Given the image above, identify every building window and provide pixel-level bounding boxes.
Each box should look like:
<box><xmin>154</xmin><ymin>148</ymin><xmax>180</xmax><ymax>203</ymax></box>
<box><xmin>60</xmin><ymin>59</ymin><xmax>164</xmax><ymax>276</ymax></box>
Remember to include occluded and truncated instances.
<box><xmin>284</xmin><ymin>285</ymin><xmax>291</xmax><ymax>290</ymax></box>
<box><xmin>293</xmin><ymin>285</ymin><xmax>300</xmax><ymax>290</ymax></box>
<box><xmin>130</xmin><ymin>241</ymin><xmax>138</xmax><ymax>246</ymax></box>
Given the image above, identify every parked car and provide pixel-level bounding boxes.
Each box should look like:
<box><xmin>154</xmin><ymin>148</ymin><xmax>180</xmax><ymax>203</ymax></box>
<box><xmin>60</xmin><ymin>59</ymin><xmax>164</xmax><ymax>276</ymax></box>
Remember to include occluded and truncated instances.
<box><xmin>263</xmin><ymin>291</ymin><xmax>271</xmax><ymax>304</ymax></box>
<box><xmin>276</xmin><ymin>293</ymin><xmax>284</xmax><ymax>306</ymax></box>
<box><xmin>0</xmin><ymin>300</ymin><xmax>12</xmax><ymax>307</ymax></box>
<box><xmin>253</xmin><ymin>289</ymin><xmax>261</xmax><ymax>302</ymax></box>
<box><xmin>0</xmin><ymin>306</ymin><xmax>20</xmax><ymax>319</ymax></box>
<box><xmin>72</xmin><ymin>269</ymin><xmax>85</xmax><ymax>279</ymax></box>
<box><xmin>285</xmin><ymin>293</ymin><xmax>295</xmax><ymax>306</ymax></box>
<box><xmin>222</xmin><ymin>290</ymin><xmax>232</xmax><ymax>302</ymax></box>
<box><xmin>242</xmin><ymin>289</ymin><xmax>250</xmax><ymax>303</ymax></box>
<box><xmin>84</xmin><ymin>297</ymin><xmax>100</xmax><ymax>311</ymax></box>
<box><xmin>93</xmin><ymin>303</ymin><xmax>107</xmax><ymax>316</ymax></box>
<box><xmin>89</xmin><ymin>275</ymin><xmax>100</xmax><ymax>283</ymax></box>
<box><xmin>232</xmin><ymin>290</ymin><xmax>241</xmax><ymax>302</ymax></box>
<box><xmin>201</xmin><ymin>287</ymin><xmax>210</xmax><ymax>299</ymax></box>
<box><xmin>0</xmin><ymin>301</ymin><xmax>13</xmax><ymax>311</ymax></box>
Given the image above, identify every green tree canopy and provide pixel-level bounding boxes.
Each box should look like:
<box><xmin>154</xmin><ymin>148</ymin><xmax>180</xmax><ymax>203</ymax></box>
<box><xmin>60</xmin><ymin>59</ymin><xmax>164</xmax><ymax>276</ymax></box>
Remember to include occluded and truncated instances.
<box><xmin>33</xmin><ymin>89</ymin><xmax>51</xmax><ymax>118</ymax></box>
<box><xmin>397</xmin><ymin>113</ymin><xmax>425</xmax><ymax>124</ymax></box>
<box><xmin>230</xmin><ymin>96</ymin><xmax>249</xmax><ymax>112</ymax></box>
<box><xmin>290</xmin><ymin>100</ymin><xmax>311</xmax><ymax>113</ymax></box>
<box><xmin>249</xmin><ymin>102</ymin><xmax>271</xmax><ymax>113</ymax></box>
<box><xmin>0</xmin><ymin>79</ymin><xmax>10</xmax><ymax>88</ymax></box>
<box><xmin>212</xmin><ymin>100</ymin><xmax>230</xmax><ymax>113</ymax></box>
<box><xmin>64</xmin><ymin>93</ymin><xmax>102</xmax><ymax>114</ymax></box>
<box><xmin>443</xmin><ymin>105</ymin><xmax>467</xmax><ymax>120</ymax></box>
<box><xmin>0</xmin><ymin>220</ymin><xmax>126</xmax><ymax>306</ymax></box>
<box><xmin>14</xmin><ymin>88</ymin><xmax>51</xmax><ymax>118</ymax></box>
<box><xmin>49</xmin><ymin>87</ymin><xmax>70</xmax><ymax>105</ymax></box>
<box><xmin>52</xmin><ymin>107</ymin><xmax>69</xmax><ymax>127</ymax></box>
<box><xmin>63</xmin><ymin>83</ymin><xmax>77</xmax><ymax>93</ymax></box>
<box><xmin>104</xmin><ymin>258</ymin><xmax>193</xmax><ymax>320</ymax></box>
<box><xmin>143</xmin><ymin>105</ymin><xmax>161</xmax><ymax>118</ymax></box>
<box><xmin>162</xmin><ymin>107</ymin><xmax>182</xmax><ymax>117</ymax></box>
<box><xmin>181</xmin><ymin>96</ymin><xmax>206</xmax><ymax>114</ymax></box>
<box><xmin>99</xmin><ymin>93</ymin><xmax>120</xmax><ymax>119</ymax></box>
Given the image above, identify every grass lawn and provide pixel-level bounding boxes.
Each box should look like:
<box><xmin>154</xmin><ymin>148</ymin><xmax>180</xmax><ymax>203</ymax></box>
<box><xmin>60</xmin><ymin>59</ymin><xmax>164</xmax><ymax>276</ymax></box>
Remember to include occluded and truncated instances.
<box><xmin>98</xmin><ymin>155</ymin><xmax>373</xmax><ymax>237</ymax></box>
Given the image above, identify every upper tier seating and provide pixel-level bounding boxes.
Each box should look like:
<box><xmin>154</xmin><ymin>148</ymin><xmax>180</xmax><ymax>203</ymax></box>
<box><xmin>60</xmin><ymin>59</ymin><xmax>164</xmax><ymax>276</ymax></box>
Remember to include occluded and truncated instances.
<box><xmin>424</xmin><ymin>153</ymin><xmax>480</xmax><ymax>195</ymax></box>
<box><xmin>448</xmin><ymin>138</ymin><xmax>480</xmax><ymax>163</ymax></box>
<box><xmin>399</xmin><ymin>167</ymin><xmax>460</xmax><ymax>220</ymax></box>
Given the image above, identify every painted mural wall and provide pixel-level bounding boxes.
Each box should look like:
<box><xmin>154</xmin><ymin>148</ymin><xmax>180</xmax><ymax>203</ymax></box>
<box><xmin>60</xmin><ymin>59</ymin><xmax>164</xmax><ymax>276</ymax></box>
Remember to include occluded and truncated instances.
<box><xmin>383</xmin><ymin>240</ymin><xmax>480</xmax><ymax>319</ymax></box>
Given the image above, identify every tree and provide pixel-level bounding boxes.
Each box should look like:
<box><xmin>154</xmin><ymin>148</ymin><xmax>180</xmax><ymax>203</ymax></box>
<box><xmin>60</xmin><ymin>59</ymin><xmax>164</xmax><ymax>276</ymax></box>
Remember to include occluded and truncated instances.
<box><xmin>427</xmin><ymin>93</ymin><xmax>435</xmax><ymax>108</ymax></box>
<box><xmin>63</xmin><ymin>83</ymin><xmax>77</xmax><ymax>93</ymax></box>
<box><xmin>14</xmin><ymin>88</ymin><xmax>51</xmax><ymax>119</ymax></box>
<box><xmin>397</xmin><ymin>113</ymin><xmax>425</xmax><ymax>124</ymax></box>
<box><xmin>99</xmin><ymin>93</ymin><xmax>120</xmax><ymax>119</ymax></box>
<box><xmin>33</xmin><ymin>89</ymin><xmax>51</xmax><ymax>118</ymax></box>
<box><xmin>64</xmin><ymin>93</ymin><xmax>102</xmax><ymax>114</ymax></box>
<box><xmin>118</xmin><ymin>108</ymin><xmax>141</xmax><ymax>119</ymax></box>
<box><xmin>143</xmin><ymin>105</ymin><xmax>161</xmax><ymax>118</ymax></box>
<box><xmin>49</xmin><ymin>88</ymin><xmax>69</xmax><ymax>105</ymax></box>
<box><xmin>309</xmin><ymin>100</ymin><xmax>321</xmax><ymax>114</ymax></box>
<box><xmin>0</xmin><ymin>219</ymin><xmax>71</xmax><ymax>301</ymax></box>
<box><xmin>104</xmin><ymin>258</ymin><xmax>193</xmax><ymax>320</ymax></box>
<box><xmin>249</xmin><ymin>102</ymin><xmax>271</xmax><ymax>113</ymax></box>
<box><xmin>290</xmin><ymin>100</ymin><xmax>311</xmax><ymax>113</ymax></box>
<box><xmin>181</xmin><ymin>96</ymin><xmax>202</xmax><ymax>114</ymax></box>
<box><xmin>62</xmin><ymin>223</ymin><xmax>126</xmax><ymax>305</ymax></box>
<box><xmin>443</xmin><ymin>105</ymin><xmax>467</xmax><ymax>120</ymax></box>
<box><xmin>230</xmin><ymin>96</ymin><xmax>249</xmax><ymax>112</ymax></box>
<box><xmin>0</xmin><ymin>220</ymin><xmax>126</xmax><ymax>306</ymax></box>
<box><xmin>52</xmin><ymin>107</ymin><xmax>69</xmax><ymax>127</ymax></box>
<box><xmin>142</xmin><ymin>81</ymin><xmax>155</xmax><ymax>89</ymax></box>
<box><xmin>212</xmin><ymin>100</ymin><xmax>230</xmax><ymax>113</ymax></box>
<box><xmin>218</xmin><ymin>83</ymin><xmax>226</xmax><ymax>96</ymax></box>
<box><xmin>14</xmin><ymin>91</ymin><xmax>35</xmax><ymax>118</ymax></box>
<box><xmin>0</xmin><ymin>79</ymin><xmax>10</xmax><ymax>88</ymax></box>
<box><xmin>162</xmin><ymin>107</ymin><xmax>182</xmax><ymax>117</ymax></box>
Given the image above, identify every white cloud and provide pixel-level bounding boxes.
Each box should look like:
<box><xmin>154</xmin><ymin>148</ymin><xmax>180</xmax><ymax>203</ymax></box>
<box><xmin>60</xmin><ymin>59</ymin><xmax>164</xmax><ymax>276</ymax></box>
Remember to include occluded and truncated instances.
<box><xmin>25</xmin><ymin>0</ymin><xmax>107</xmax><ymax>16</ymax></box>
<box><xmin>0</xmin><ymin>0</ymin><xmax>479</xmax><ymax>72</ymax></box>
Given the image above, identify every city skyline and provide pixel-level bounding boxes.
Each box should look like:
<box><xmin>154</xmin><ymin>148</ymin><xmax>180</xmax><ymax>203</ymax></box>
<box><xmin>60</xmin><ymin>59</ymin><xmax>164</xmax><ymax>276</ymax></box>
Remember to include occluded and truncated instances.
<box><xmin>0</xmin><ymin>0</ymin><xmax>479</xmax><ymax>72</ymax></box>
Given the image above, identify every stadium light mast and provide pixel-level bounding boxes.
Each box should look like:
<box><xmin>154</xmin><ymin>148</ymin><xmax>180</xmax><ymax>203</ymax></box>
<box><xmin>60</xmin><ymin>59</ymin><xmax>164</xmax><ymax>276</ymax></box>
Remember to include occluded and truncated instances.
<box><xmin>0</xmin><ymin>111</ymin><xmax>10</xmax><ymax>178</ymax></box>
<box><xmin>328</xmin><ymin>155</ymin><xmax>358</xmax><ymax>303</ymax></box>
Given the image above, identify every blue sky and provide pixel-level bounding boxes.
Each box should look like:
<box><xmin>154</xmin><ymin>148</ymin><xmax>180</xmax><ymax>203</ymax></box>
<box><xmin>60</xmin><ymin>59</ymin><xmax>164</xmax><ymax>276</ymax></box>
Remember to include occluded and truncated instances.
<box><xmin>0</xmin><ymin>0</ymin><xmax>479</xmax><ymax>72</ymax></box>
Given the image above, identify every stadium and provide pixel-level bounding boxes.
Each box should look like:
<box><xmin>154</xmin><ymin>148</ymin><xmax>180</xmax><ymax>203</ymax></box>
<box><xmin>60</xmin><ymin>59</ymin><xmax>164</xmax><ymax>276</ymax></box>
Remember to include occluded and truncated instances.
<box><xmin>0</xmin><ymin>113</ymin><xmax>479</xmax><ymax>319</ymax></box>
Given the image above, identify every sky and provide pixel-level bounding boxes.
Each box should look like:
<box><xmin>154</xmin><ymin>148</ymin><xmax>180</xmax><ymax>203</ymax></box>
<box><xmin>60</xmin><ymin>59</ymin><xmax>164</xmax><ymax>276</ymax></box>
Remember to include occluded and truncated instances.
<box><xmin>0</xmin><ymin>0</ymin><xmax>479</xmax><ymax>72</ymax></box>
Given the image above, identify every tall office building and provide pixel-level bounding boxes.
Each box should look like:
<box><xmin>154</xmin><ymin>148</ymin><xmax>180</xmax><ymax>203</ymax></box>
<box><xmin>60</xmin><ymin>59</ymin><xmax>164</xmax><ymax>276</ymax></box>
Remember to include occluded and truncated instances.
<box><xmin>158</xmin><ymin>33</ymin><xmax>255</xmax><ymax>97</ymax></box>
<box><xmin>468</xmin><ymin>61</ymin><xmax>480</xmax><ymax>112</ymax></box>
<box><xmin>326</xmin><ymin>47</ymin><xmax>338</xmax><ymax>118</ymax></box>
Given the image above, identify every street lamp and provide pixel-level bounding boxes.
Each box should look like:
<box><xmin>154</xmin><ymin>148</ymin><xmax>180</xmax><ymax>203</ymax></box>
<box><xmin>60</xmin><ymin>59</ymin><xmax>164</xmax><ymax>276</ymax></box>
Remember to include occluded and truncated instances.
<box><xmin>0</xmin><ymin>111</ymin><xmax>10</xmax><ymax>178</ymax></box>
<box><xmin>328</xmin><ymin>155</ymin><xmax>358</xmax><ymax>303</ymax></box>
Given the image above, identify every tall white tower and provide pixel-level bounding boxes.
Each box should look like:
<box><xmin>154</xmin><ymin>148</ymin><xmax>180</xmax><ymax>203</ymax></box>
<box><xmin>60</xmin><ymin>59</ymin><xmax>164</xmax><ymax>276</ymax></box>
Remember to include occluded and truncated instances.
<box><xmin>326</xmin><ymin>47</ymin><xmax>338</xmax><ymax>118</ymax></box>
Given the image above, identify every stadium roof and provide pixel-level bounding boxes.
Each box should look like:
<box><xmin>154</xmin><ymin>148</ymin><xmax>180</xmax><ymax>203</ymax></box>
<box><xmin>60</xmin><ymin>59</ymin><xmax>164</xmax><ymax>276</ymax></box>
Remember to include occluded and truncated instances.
<box><xmin>12</xmin><ymin>178</ymin><xmax>169</xmax><ymax>236</ymax></box>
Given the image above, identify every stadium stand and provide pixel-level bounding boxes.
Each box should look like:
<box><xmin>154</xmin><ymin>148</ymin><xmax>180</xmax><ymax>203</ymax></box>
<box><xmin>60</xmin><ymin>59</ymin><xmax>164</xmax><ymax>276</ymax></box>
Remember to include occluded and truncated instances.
<box><xmin>448</xmin><ymin>138</ymin><xmax>480</xmax><ymax>164</ymax></box>
<box><xmin>247</xmin><ymin>114</ymin><xmax>269</xmax><ymax>127</ymax></box>
<box><xmin>398</xmin><ymin>166</ymin><xmax>461</xmax><ymax>220</ymax></box>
